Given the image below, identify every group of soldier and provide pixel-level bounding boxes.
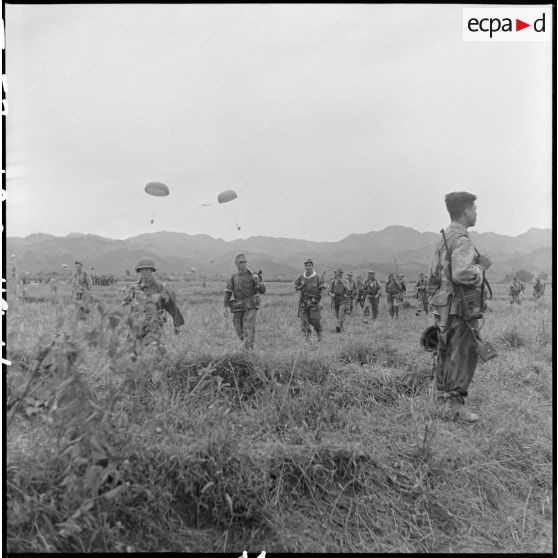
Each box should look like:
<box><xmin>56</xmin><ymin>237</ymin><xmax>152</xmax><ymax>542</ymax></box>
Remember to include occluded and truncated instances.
<box><xmin>294</xmin><ymin>264</ymin><xmax>431</xmax><ymax>341</ymax></box>
<box><xmin>508</xmin><ymin>275</ymin><xmax>546</xmax><ymax>304</ymax></box>
<box><xmin>67</xmin><ymin>191</ymin><xmax>548</xmax><ymax>425</ymax></box>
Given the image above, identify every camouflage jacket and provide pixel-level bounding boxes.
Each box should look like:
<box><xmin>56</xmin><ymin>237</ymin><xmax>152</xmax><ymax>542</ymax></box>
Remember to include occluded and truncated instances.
<box><xmin>124</xmin><ymin>276</ymin><xmax>184</xmax><ymax>328</ymax></box>
<box><xmin>224</xmin><ymin>269</ymin><xmax>266</xmax><ymax>310</ymax></box>
<box><xmin>427</xmin><ymin>222</ymin><xmax>484</xmax><ymax>317</ymax></box>
<box><xmin>344</xmin><ymin>278</ymin><xmax>356</xmax><ymax>295</ymax></box>
<box><xmin>72</xmin><ymin>270</ymin><xmax>92</xmax><ymax>294</ymax></box>
<box><xmin>509</xmin><ymin>281</ymin><xmax>525</xmax><ymax>295</ymax></box>
<box><xmin>416</xmin><ymin>278</ymin><xmax>428</xmax><ymax>295</ymax></box>
<box><xmin>361</xmin><ymin>278</ymin><xmax>381</xmax><ymax>297</ymax></box>
<box><xmin>295</xmin><ymin>271</ymin><xmax>325</xmax><ymax>298</ymax></box>
<box><xmin>329</xmin><ymin>278</ymin><xmax>350</xmax><ymax>300</ymax></box>
<box><xmin>385</xmin><ymin>278</ymin><xmax>404</xmax><ymax>297</ymax></box>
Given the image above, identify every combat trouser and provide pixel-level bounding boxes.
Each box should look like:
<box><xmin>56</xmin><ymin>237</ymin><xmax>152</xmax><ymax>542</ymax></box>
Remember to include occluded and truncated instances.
<box><xmin>346</xmin><ymin>295</ymin><xmax>354</xmax><ymax>315</ymax></box>
<box><xmin>74</xmin><ymin>291</ymin><xmax>91</xmax><ymax>321</ymax></box>
<box><xmin>434</xmin><ymin>314</ymin><xmax>478</xmax><ymax>402</ymax></box>
<box><xmin>333</xmin><ymin>298</ymin><xmax>347</xmax><ymax>330</ymax></box>
<box><xmin>416</xmin><ymin>292</ymin><xmax>429</xmax><ymax>314</ymax></box>
<box><xmin>363</xmin><ymin>294</ymin><xmax>379</xmax><ymax>321</ymax></box>
<box><xmin>300</xmin><ymin>304</ymin><xmax>323</xmax><ymax>339</ymax></box>
<box><xmin>233</xmin><ymin>308</ymin><xmax>258</xmax><ymax>349</ymax></box>
<box><xmin>387</xmin><ymin>295</ymin><xmax>400</xmax><ymax>318</ymax></box>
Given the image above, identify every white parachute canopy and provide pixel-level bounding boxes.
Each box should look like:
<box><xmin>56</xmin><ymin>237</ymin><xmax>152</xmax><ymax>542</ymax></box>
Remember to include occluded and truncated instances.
<box><xmin>217</xmin><ymin>189</ymin><xmax>241</xmax><ymax>231</ymax></box>
<box><xmin>144</xmin><ymin>181</ymin><xmax>170</xmax><ymax>224</ymax></box>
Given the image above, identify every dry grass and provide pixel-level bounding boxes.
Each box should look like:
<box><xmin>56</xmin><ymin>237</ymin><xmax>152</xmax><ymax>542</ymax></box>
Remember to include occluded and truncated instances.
<box><xmin>5</xmin><ymin>280</ymin><xmax>553</xmax><ymax>552</ymax></box>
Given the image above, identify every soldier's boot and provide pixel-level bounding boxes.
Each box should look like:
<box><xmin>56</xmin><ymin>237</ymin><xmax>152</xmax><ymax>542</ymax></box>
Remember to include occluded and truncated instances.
<box><xmin>445</xmin><ymin>398</ymin><xmax>479</xmax><ymax>423</ymax></box>
<box><xmin>316</xmin><ymin>331</ymin><xmax>323</xmax><ymax>342</ymax></box>
<box><xmin>335</xmin><ymin>325</ymin><xmax>341</xmax><ymax>333</ymax></box>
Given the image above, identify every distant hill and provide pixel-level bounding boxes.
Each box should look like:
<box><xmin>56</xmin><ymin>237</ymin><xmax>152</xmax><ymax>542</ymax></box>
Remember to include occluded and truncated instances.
<box><xmin>6</xmin><ymin>226</ymin><xmax>552</xmax><ymax>282</ymax></box>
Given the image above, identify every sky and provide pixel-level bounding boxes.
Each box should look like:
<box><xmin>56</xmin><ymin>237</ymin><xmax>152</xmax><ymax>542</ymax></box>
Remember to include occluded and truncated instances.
<box><xmin>4</xmin><ymin>4</ymin><xmax>553</xmax><ymax>242</ymax></box>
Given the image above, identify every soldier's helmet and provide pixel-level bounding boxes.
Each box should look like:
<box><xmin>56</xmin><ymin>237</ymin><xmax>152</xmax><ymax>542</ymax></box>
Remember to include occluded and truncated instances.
<box><xmin>304</xmin><ymin>258</ymin><xmax>314</xmax><ymax>265</ymax></box>
<box><xmin>420</xmin><ymin>325</ymin><xmax>439</xmax><ymax>353</ymax></box>
<box><xmin>347</xmin><ymin>272</ymin><xmax>353</xmax><ymax>277</ymax></box>
<box><xmin>368</xmin><ymin>270</ymin><xmax>375</xmax><ymax>275</ymax></box>
<box><xmin>135</xmin><ymin>257</ymin><xmax>156</xmax><ymax>272</ymax></box>
<box><xmin>335</xmin><ymin>268</ymin><xmax>343</xmax><ymax>274</ymax></box>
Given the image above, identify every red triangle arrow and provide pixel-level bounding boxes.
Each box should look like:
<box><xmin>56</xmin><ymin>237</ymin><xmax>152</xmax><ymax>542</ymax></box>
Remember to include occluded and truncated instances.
<box><xmin>516</xmin><ymin>19</ymin><xmax>530</xmax><ymax>31</ymax></box>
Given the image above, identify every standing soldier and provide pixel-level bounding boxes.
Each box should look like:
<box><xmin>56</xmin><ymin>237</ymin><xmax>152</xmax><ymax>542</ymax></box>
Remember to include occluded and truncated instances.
<box><xmin>123</xmin><ymin>257</ymin><xmax>185</xmax><ymax>344</ymax></box>
<box><xmin>428</xmin><ymin>191</ymin><xmax>493</xmax><ymax>422</ymax></box>
<box><xmin>223</xmin><ymin>254</ymin><xmax>266</xmax><ymax>349</ymax></box>
<box><xmin>385</xmin><ymin>272</ymin><xmax>404</xmax><ymax>319</ymax></box>
<box><xmin>354</xmin><ymin>274</ymin><xmax>364</xmax><ymax>312</ymax></box>
<box><xmin>509</xmin><ymin>275</ymin><xmax>525</xmax><ymax>304</ymax></box>
<box><xmin>329</xmin><ymin>268</ymin><xmax>350</xmax><ymax>332</ymax></box>
<box><xmin>72</xmin><ymin>260</ymin><xmax>93</xmax><ymax>320</ymax></box>
<box><xmin>295</xmin><ymin>258</ymin><xmax>326</xmax><ymax>341</ymax></box>
<box><xmin>361</xmin><ymin>270</ymin><xmax>382</xmax><ymax>324</ymax></box>
<box><xmin>344</xmin><ymin>272</ymin><xmax>356</xmax><ymax>315</ymax></box>
<box><xmin>415</xmin><ymin>272</ymin><xmax>429</xmax><ymax>315</ymax></box>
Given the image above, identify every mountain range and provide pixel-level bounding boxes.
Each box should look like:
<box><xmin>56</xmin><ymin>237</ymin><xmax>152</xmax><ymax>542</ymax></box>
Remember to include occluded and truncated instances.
<box><xmin>6</xmin><ymin>226</ymin><xmax>552</xmax><ymax>282</ymax></box>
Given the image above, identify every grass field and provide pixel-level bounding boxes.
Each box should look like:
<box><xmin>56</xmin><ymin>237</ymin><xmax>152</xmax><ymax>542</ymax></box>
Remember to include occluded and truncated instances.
<box><xmin>6</xmin><ymin>279</ymin><xmax>553</xmax><ymax>552</ymax></box>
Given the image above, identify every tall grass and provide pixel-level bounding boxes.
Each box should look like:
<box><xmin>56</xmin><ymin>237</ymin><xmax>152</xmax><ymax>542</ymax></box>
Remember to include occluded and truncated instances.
<box><xmin>6</xmin><ymin>281</ymin><xmax>553</xmax><ymax>552</ymax></box>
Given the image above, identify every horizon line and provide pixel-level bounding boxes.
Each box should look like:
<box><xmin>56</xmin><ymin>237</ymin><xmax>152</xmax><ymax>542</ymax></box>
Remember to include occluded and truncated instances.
<box><xmin>5</xmin><ymin>224</ymin><xmax>551</xmax><ymax>244</ymax></box>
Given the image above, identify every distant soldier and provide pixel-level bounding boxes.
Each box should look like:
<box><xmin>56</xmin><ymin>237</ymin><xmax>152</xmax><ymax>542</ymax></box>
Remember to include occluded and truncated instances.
<box><xmin>398</xmin><ymin>274</ymin><xmax>407</xmax><ymax>302</ymax></box>
<box><xmin>72</xmin><ymin>260</ymin><xmax>93</xmax><ymax>320</ymax></box>
<box><xmin>329</xmin><ymin>268</ymin><xmax>350</xmax><ymax>332</ymax></box>
<box><xmin>385</xmin><ymin>272</ymin><xmax>404</xmax><ymax>319</ymax></box>
<box><xmin>123</xmin><ymin>257</ymin><xmax>185</xmax><ymax>344</ymax></box>
<box><xmin>415</xmin><ymin>272</ymin><xmax>429</xmax><ymax>315</ymax></box>
<box><xmin>354</xmin><ymin>274</ymin><xmax>364</xmax><ymax>311</ymax></box>
<box><xmin>361</xmin><ymin>270</ymin><xmax>382</xmax><ymax>323</ymax></box>
<box><xmin>533</xmin><ymin>276</ymin><xmax>545</xmax><ymax>300</ymax></box>
<box><xmin>344</xmin><ymin>272</ymin><xmax>357</xmax><ymax>315</ymax></box>
<box><xmin>295</xmin><ymin>258</ymin><xmax>326</xmax><ymax>341</ymax></box>
<box><xmin>223</xmin><ymin>253</ymin><xmax>266</xmax><ymax>349</ymax></box>
<box><xmin>509</xmin><ymin>276</ymin><xmax>525</xmax><ymax>304</ymax></box>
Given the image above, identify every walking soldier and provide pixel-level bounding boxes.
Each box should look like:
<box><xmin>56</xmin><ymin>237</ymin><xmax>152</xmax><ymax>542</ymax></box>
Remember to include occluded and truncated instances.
<box><xmin>295</xmin><ymin>258</ymin><xmax>326</xmax><ymax>341</ymax></box>
<box><xmin>72</xmin><ymin>261</ymin><xmax>93</xmax><ymax>320</ymax></box>
<box><xmin>329</xmin><ymin>268</ymin><xmax>350</xmax><ymax>332</ymax></box>
<box><xmin>361</xmin><ymin>271</ymin><xmax>381</xmax><ymax>323</ymax></box>
<box><xmin>385</xmin><ymin>272</ymin><xmax>404</xmax><ymax>319</ymax></box>
<box><xmin>344</xmin><ymin>272</ymin><xmax>356</xmax><ymax>315</ymax></box>
<box><xmin>123</xmin><ymin>257</ymin><xmax>185</xmax><ymax>345</ymax></box>
<box><xmin>223</xmin><ymin>254</ymin><xmax>266</xmax><ymax>349</ymax></box>
<box><xmin>415</xmin><ymin>272</ymin><xmax>429</xmax><ymax>315</ymax></box>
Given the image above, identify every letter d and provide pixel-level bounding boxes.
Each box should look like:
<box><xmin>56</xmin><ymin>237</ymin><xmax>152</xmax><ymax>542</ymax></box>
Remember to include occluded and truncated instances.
<box><xmin>534</xmin><ymin>13</ymin><xmax>545</xmax><ymax>32</ymax></box>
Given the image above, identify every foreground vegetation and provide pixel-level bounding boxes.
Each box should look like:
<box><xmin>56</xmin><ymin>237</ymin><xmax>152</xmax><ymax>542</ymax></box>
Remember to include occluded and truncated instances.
<box><xmin>6</xmin><ymin>281</ymin><xmax>553</xmax><ymax>552</ymax></box>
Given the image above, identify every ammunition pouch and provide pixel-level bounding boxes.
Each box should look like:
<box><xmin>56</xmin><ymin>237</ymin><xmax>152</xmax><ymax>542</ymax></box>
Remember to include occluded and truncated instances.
<box><xmin>457</xmin><ymin>287</ymin><xmax>482</xmax><ymax>318</ymax></box>
<box><xmin>476</xmin><ymin>340</ymin><xmax>498</xmax><ymax>362</ymax></box>
<box><xmin>230</xmin><ymin>295</ymin><xmax>260</xmax><ymax>312</ymax></box>
<box><xmin>302</xmin><ymin>294</ymin><xmax>321</xmax><ymax>308</ymax></box>
<box><xmin>430</xmin><ymin>291</ymin><xmax>451</xmax><ymax>329</ymax></box>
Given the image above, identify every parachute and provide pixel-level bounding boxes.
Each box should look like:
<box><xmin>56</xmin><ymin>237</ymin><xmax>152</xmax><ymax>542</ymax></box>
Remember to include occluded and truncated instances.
<box><xmin>191</xmin><ymin>267</ymin><xmax>197</xmax><ymax>273</ymax></box>
<box><xmin>217</xmin><ymin>189</ymin><xmax>242</xmax><ymax>230</ymax></box>
<box><xmin>217</xmin><ymin>189</ymin><xmax>237</xmax><ymax>204</ymax></box>
<box><xmin>144</xmin><ymin>181</ymin><xmax>169</xmax><ymax>224</ymax></box>
<box><xmin>145</xmin><ymin>182</ymin><xmax>169</xmax><ymax>197</ymax></box>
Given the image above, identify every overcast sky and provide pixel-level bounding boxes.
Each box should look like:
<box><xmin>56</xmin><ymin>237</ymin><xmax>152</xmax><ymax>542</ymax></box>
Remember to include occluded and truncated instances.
<box><xmin>5</xmin><ymin>4</ymin><xmax>552</xmax><ymax>242</ymax></box>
